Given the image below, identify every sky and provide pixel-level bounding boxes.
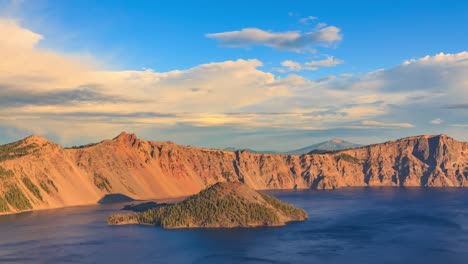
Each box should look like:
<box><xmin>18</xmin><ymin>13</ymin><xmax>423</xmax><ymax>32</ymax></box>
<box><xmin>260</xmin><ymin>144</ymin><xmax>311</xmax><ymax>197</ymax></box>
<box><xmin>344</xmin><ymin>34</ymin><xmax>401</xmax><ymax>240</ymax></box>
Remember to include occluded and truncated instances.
<box><xmin>0</xmin><ymin>0</ymin><xmax>467</xmax><ymax>151</ymax></box>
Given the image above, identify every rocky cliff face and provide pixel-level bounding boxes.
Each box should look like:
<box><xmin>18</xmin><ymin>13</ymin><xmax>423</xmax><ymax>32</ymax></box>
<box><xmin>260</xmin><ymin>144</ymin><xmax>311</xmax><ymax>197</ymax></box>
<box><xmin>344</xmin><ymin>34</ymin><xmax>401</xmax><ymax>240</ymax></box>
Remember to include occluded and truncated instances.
<box><xmin>0</xmin><ymin>133</ymin><xmax>466</xmax><ymax>214</ymax></box>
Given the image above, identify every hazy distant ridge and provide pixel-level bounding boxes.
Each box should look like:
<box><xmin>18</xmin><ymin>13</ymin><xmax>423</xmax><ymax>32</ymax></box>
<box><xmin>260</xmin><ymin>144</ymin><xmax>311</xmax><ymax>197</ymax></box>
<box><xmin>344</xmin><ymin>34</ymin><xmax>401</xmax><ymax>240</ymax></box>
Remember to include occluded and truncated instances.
<box><xmin>225</xmin><ymin>138</ymin><xmax>362</xmax><ymax>155</ymax></box>
<box><xmin>286</xmin><ymin>138</ymin><xmax>362</xmax><ymax>155</ymax></box>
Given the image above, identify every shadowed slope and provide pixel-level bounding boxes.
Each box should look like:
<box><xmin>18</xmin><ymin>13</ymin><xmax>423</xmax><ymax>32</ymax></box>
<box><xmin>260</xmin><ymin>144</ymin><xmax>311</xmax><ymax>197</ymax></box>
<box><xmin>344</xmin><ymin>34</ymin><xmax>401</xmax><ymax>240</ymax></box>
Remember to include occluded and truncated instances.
<box><xmin>98</xmin><ymin>194</ymin><xmax>134</xmax><ymax>204</ymax></box>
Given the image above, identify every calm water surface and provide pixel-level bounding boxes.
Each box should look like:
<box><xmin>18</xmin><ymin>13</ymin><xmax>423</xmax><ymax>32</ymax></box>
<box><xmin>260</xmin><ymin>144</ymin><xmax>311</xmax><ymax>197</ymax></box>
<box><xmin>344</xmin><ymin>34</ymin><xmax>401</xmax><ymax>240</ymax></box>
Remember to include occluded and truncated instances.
<box><xmin>0</xmin><ymin>187</ymin><xmax>467</xmax><ymax>263</ymax></box>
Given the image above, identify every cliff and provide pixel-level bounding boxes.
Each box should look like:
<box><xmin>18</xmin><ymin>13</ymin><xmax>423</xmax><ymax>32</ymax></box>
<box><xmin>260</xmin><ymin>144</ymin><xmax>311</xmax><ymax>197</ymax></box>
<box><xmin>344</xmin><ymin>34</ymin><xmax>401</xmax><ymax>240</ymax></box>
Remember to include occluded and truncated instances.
<box><xmin>0</xmin><ymin>132</ymin><xmax>466</xmax><ymax>214</ymax></box>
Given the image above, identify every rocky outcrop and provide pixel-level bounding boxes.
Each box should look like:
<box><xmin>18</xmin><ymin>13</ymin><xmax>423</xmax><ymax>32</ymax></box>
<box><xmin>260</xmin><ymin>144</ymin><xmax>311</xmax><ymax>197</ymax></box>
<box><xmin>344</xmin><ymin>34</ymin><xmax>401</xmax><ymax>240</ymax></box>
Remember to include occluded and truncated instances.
<box><xmin>0</xmin><ymin>133</ymin><xmax>466</xmax><ymax>214</ymax></box>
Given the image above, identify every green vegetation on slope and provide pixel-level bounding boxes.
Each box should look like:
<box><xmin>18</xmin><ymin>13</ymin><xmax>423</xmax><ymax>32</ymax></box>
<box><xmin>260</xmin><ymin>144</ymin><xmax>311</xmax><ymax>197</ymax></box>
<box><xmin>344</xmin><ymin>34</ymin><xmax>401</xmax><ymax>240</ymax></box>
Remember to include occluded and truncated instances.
<box><xmin>49</xmin><ymin>179</ymin><xmax>58</xmax><ymax>192</ymax></box>
<box><xmin>222</xmin><ymin>171</ymin><xmax>238</xmax><ymax>182</ymax></box>
<box><xmin>109</xmin><ymin>183</ymin><xmax>307</xmax><ymax>228</ymax></box>
<box><xmin>0</xmin><ymin>166</ymin><xmax>14</xmax><ymax>180</ymax></box>
<box><xmin>337</xmin><ymin>153</ymin><xmax>360</xmax><ymax>164</ymax></box>
<box><xmin>66</xmin><ymin>142</ymin><xmax>99</xmax><ymax>149</ymax></box>
<box><xmin>108</xmin><ymin>213</ymin><xmax>139</xmax><ymax>225</ymax></box>
<box><xmin>0</xmin><ymin>141</ymin><xmax>38</xmax><ymax>161</ymax></box>
<box><xmin>4</xmin><ymin>184</ymin><xmax>32</xmax><ymax>210</ymax></box>
<box><xmin>0</xmin><ymin>196</ymin><xmax>9</xmax><ymax>212</ymax></box>
<box><xmin>94</xmin><ymin>173</ymin><xmax>112</xmax><ymax>192</ymax></box>
<box><xmin>39</xmin><ymin>178</ymin><xmax>58</xmax><ymax>194</ymax></box>
<box><xmin>139</xmin><ymin>193</ymin><xmax>279</xmax><ymax>228</ymax></box>
<box><xmin>40</xmin><ymin>181</ymin><xmax>50</xmax><ymax>194</ymax></box>
<box><xmin>260</xmin><ymin>193</ymin><xmax>307</xmax><ymax>218</ymax></box>
<box><xmin>22</xmin><ymin>178</ymin><xmax>43</xmax><ymax>201</ymax></box>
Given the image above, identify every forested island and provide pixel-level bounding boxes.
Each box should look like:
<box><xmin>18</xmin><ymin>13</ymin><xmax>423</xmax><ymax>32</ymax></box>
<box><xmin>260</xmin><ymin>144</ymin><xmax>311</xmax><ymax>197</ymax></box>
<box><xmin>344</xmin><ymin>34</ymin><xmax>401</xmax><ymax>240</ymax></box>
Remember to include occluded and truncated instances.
<box><xmin>108</xmin><ymin>182</ymin><xmax>308</xmax><ymax>228</ymax></box>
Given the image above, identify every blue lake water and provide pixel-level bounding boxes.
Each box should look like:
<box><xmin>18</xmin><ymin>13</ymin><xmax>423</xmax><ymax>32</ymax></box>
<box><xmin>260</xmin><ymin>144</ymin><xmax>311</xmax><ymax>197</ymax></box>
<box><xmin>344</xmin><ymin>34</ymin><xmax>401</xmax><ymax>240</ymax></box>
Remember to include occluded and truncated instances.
<box><xmin>0</xmin><ymin>187</ymin><xmax>467</xmax><ymax>263</ymax></box>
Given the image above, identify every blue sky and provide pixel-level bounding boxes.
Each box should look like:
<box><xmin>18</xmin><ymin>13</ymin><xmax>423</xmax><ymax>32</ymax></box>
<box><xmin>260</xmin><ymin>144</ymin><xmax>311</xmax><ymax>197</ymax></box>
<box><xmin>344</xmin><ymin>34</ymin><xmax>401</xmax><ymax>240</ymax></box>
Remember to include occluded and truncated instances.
<box><xmin>15</xmin><ymin>0</ymin><xmax>466</xmax><ymax>74</ymax></box>
<box><xmin>0</xmin><ymin>0</ymin><xmax>467</xmax><ymax>150</ymax></box>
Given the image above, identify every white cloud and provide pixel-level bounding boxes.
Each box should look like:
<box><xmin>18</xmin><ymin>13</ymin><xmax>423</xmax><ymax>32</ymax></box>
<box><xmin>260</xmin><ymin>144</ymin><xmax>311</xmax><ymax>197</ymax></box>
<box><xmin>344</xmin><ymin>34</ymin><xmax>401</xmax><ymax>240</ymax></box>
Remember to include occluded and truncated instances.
<box><xmin>403</xmin><ymin>52</ymin><xmax>468</xmax><ymax>65</ymax></box>
<box><xmin>430</xmin><ymin>118</ymin><xmax>443</xmax><ymax>125</ymax></box>
<box><xmin>0</xmin><ymin>19</ymin><xmax>42</xmax><ymax>48</ymax></box>
<box><xmin>0</xmin><ymin>19</ymin><xmax>92</xmax><ymax>91</ymax></box>
<box><xmin>340</xmin><ymin>73</ymin><xmax>353</xmax><ymax>78</ymax></box>
<box><xmin>0</xmin><ymin>19</ymin><xmax>467</xmax><ymax>145</ymax></box>
<box><xmin>279</xmin><ymin>56</ymin><xmax>344</xmax><ymax>72</ymax></box>
<box><xmin>206</xmin><ymin>26</ymin><xmax>342</xmax><ymax>53</ymax></box>
<box><xmin>305</xmin><ymin>56</ymin><xmax>344</xmax><ymax>67</ymax></box>
<box><xmin>361</xmin><ymin>120</ymin><xmax>415</xmax><ymax>128</ymax></box>
<box><xmin>280</xmin><ymin>60</ymin><xmax>302</xmax><ymax>71</ymax></box>
<box><xmin>299</xmin><ymin>16</ymin><xmax>318</xmax><ymax>25</ymax></box>
<box><xmin>450</xmin><ymin>124</ymin><xmax>468</xmax><ymax>128</ymax></box>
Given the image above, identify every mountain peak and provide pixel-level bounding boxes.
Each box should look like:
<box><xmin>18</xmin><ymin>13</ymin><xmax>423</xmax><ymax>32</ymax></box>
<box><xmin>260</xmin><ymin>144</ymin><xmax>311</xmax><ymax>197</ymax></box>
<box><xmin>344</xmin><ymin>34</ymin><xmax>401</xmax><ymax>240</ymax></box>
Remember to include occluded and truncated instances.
<box><xmin>286</xmin><ymin>138</ymin><xmax>362</xmax><ymax>155</ymax></box>
<box><xmin>437</xmin><ymin>134</ymin><xmax>449</xmax><ymax>139</ymax></box>
<box><xmin>112</xmin><ymin>132</ymin><xmax>139</xmax><ymax>147</ymax></box>
<box><xmin>22</xmin><ymin>134</ymin><xmax>52</xmax><ymax>146</ymax></box>
<box><xmin>330</xmin><ymin>138</ymin><xmax>344</xmax><ymax>144</ymax></box>
<box><xmin>114</xmin><ymin>132</ymin><xmax>137</xmax><ymax>140</ymax></box>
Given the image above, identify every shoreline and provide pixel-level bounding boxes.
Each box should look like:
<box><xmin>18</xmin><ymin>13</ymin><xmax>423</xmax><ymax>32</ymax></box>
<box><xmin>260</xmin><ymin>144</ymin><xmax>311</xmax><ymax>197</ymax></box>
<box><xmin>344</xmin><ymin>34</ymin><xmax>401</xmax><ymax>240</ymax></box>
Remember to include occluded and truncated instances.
<box><xmin>1</xmin><ymin>185</ymin><xmax>467</xmax><ymax>216</ymax></box>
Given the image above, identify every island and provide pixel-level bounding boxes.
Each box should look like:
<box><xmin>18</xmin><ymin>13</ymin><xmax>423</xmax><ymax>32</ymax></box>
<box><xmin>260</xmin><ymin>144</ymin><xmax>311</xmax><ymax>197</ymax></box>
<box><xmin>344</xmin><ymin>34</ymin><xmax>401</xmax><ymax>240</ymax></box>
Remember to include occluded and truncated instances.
<box><xmin>107</xmin><ymin>182</ymin><xmax>308</xmax><ymax>228</ymax></box>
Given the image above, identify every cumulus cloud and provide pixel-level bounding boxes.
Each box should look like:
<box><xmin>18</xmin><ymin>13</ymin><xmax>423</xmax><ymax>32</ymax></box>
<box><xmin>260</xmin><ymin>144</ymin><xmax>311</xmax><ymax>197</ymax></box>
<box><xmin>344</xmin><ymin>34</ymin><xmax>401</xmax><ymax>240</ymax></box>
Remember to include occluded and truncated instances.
<box><xmin>206</xmin><ymin>26</ymin><xmax>342</xmax><ymax>52</ymax></box>
<box><xmin>0</xmin><ymin>19</ymin><xmax>467</xmax><ymax>146</ymax></box>
<box><xmin>279</xmin><ymin>56</ymin><xmax>344</xmax><ymax>72</ymax></box>
<box><xmin>280</xmin><ymin>60</ymin><xmax>302</xmax><ymax>71</ymax></box>
<box><xmin>374</xmin><ymin>52</ymin><xmax>468</xmax><ymax>93</ymax></box>
<box><xmin>0</xmin><ymin>19</ymin><xmax>92</xmax><ymax>91</ymax></box>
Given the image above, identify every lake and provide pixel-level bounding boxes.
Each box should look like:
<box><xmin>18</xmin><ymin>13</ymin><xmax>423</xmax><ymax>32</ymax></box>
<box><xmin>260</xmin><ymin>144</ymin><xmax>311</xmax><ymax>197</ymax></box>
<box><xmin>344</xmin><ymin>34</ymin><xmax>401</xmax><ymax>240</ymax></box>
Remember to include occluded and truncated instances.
<box><xmin>0</xmin><ymin>187</ymin><xmax>467</xmax><ymax>263</ymax></box>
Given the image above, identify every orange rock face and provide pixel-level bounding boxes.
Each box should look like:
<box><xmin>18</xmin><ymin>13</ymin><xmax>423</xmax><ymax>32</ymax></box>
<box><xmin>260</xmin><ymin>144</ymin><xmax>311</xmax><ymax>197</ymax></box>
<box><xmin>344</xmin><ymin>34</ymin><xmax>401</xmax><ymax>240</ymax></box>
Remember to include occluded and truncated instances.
<box><xmin>0</xmin><ymin>133</ymin><xmax>466</xmax><ymax>214</ymax></box>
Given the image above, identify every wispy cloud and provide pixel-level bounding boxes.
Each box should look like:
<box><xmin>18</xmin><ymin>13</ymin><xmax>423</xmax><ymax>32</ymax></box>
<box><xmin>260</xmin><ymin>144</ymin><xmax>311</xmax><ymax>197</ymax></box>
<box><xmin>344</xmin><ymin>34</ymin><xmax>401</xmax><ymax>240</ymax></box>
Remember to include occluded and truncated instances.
<box><xmin>444</xmin><ymin>103</ymin><xmax>468</xmax><ymax>109</ymax></box>
<box><xmin>279</xmin><ymin>56</ymin><xmax>344</xmax><ymax>72</ymax></box>
<box><xmin>361</xmin><ymin>120</ymin><xmax>415</xmax><ymax>128</ymax></box>
<box><xmin>450</xmin><ymin>124</ymin><xmax>468</xmax><ymax>128</ymax></box>
<box><xmin>206</xmin><ymin>26</ymin><xmax>342</xmax><ymax>53</ymax></box>
<box><xmin>430</xmin><ymin>118</ymin><xmax>443</xmax><ymax>125</ymax></box>
<box><xmin>299</xmin><ymin>16</ymin><xmax>318</xmax><ymax>25</ymax></box>
<box><xmin>0</xmin><ymin>85</ymin><xmax>143</xmax><ymax>107</ymax></box>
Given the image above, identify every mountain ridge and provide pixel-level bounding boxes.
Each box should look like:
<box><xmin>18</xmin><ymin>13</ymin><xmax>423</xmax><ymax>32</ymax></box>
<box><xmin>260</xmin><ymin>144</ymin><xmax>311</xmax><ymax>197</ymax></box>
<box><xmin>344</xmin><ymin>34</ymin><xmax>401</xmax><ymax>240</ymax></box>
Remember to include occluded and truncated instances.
<box><xmin>286</xmin><ymin>138</ymin><xmax>363</xmax><ymax>155</ymax></box>
<box><xmin>0</xmin><ymin>132</ymin><xmax>466</xmax><ymax>215</ymax></box>
<box><xmin>223</xmin><ymin>138</ymin><xmax>361</xmax><ymax>154</ymax></box>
